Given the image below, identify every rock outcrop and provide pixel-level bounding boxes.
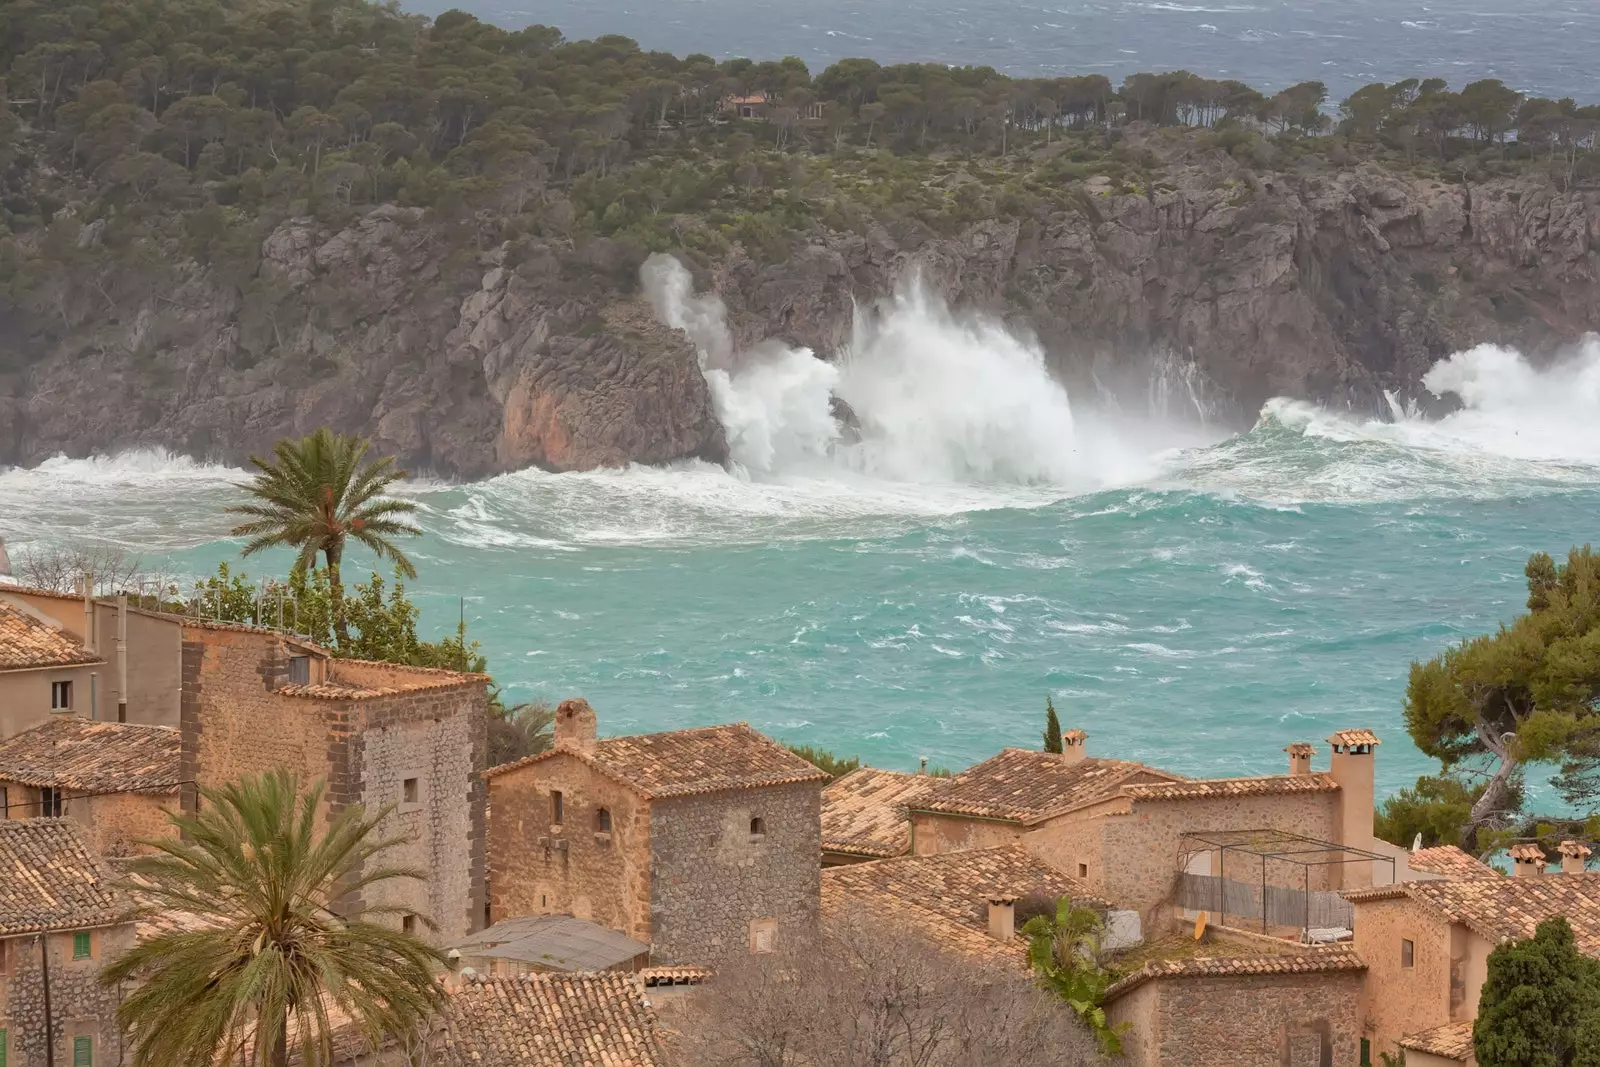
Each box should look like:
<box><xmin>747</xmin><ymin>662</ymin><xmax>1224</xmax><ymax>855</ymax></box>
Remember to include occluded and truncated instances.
<box><xmin>3</xmin><ymin>152</ymin><xmax>1597</xmax><ymax>476</ymax></box>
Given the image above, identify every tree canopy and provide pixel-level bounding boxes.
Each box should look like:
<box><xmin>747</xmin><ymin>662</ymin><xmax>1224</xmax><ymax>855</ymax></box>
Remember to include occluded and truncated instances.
<box><xmin>1473</xmin><ymin>917</ymin><xmax>1600</xmax><ymax>1067</ymax></box>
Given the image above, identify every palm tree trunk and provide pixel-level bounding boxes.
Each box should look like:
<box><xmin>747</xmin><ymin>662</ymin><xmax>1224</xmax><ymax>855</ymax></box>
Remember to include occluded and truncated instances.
<box><xmin>260</xmin><ymin>1007</ymin><xmax>290</xmax><ymax>1067</ymax></box>
<box><xmin>326</xmin><ymin>541</ymin><xmax>348</xmax><ymax>650</ymax></box>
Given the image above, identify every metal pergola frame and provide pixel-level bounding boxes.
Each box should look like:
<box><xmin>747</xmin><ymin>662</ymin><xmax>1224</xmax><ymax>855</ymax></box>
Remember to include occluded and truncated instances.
<box><xmin>1179</xmin><ymin>829</ymin><xmax>1397</xmax><ymax>935</ymax></box>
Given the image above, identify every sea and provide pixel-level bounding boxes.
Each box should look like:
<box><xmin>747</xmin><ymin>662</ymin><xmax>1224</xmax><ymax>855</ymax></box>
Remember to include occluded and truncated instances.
<box><xmin>5</xmin><ymin>253</ymin><xmax>1600</xmax><ymax>808</ymax></box>
<box><xmin>407</xmin><ymin>0</ymin><xmax>1598</xmax><ymax>101</ymax></box>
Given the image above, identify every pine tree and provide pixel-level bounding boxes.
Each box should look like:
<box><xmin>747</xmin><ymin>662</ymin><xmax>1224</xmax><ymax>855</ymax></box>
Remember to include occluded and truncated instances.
<box><xmin>1043</xmin><ymin>696</ymin><xmax>1063</xmax><ymax>754</ymax></box>
<box><xmin>1473</xmin><ymin>917</ymin><xmax>1600</xmax><ymax>1066</ymax></box>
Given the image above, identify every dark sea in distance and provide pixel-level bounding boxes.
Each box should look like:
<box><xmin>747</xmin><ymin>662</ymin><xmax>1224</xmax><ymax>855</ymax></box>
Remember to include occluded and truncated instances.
<box><xmin>406</xmin><ymin>0</ymin><xmax>1597</xmax><ymax>101</ymax></box>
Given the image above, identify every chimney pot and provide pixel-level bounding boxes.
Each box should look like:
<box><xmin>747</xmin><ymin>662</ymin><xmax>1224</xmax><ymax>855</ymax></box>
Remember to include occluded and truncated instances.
<box><xmin>1326</xmin><ymin>730</ymin><xmax>1380</xmax><ymax>889</ymax></box>
<box><xmin>1558</xmin><ymin>840</ymin><xmax>1592</xmax><ymax>875</ymax></box>
<box><xmin>1509</xmin><ymin>843</ymin><xmax>1546</xmax><ymax>878</ymax></box>
<box><xmin>1285</xmin><ymin>742</ymin><xmax>1314</xmax><ymax>777</ymax></box>
<box><xmin>1061</xmin><ymin>729</ymin><xmax>1088</xmax><ymax>764</ymax></box>
<box><xmin>986</xmin><ymin>896</ymin><xmax>1017</xmax><ymax>942</ymax></box>
<box><xmin>555</xmin><ymin>698</ymin><xmax>598</xmax><ymax>753</ymax></box>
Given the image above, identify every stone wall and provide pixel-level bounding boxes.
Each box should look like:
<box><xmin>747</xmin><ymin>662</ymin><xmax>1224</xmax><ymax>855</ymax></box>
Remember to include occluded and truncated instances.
<box><xmin>0</xmin><ymin>924</ymin><xmax>133</xmax><ymax>1067</ymax></box>
<box><xmin>1107</xmin><ymin>969</ymin><xmax>1366</xmax><ymax>1067</ymax></box>
<box><xmin>486</xmin><ymin>753</ymin><xmax>652</xmax><ymax>942</ymax></box>
<box><xmin>1351</xmin><ymin>895</ymin><xmax>1455</xmax><ymax>1060</ymax></box>
<box><xmin>649</xmin><ymin>781</ymin><xmax>822</xmax><ymax>964</ymax></box>
<box><xmin>6</xmin><ymin>787</ymin><xmax>179</xmax><ymax>858</ymax></box>
<box><xmin>908</xmin><ymin>811</ymin><xmax>1022</xmax><ymax>856</ymax></box>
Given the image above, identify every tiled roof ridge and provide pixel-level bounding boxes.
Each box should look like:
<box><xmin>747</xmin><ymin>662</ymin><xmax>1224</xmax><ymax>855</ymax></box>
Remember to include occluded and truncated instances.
<box><xmin>1407</xmin><ymin>844</ymin><xmax>1501</xmax><ymax>880</ymax></box>
<box><xmin>912</xmin><ymin>751</ymin><xmax>1179</xmax><ymax>824</ymax></box>
<box><xmin>1121</xmin><ymin>772</ymin><xmax>1340</xmax><ymax>801</ymax></box>
<box><xmin>1398</xmin><ymin>1021</ymin><xmax>1476</xmax><ymax>1060</ymax></box>
<box><xmin>1104</xmin><ymin>945</ymin><xmax>1366</xmax><ymax>1001</ymax></box>
<box><xmin>1344</xmin><ymin>872</ymin><xmax>1600</xmax><ymax>951</ymax></box>
<box><xmin>0</xmin><ymin>600</ymin><xmax>103</xmax><ymax>671</ymax></box>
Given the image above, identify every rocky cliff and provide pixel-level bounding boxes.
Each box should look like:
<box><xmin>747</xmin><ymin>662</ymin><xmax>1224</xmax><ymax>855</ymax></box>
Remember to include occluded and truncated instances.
<box><xmin>4</xmin><ymin>149</ymin><xmax>1598</xmax><ymax>476</ymax></box>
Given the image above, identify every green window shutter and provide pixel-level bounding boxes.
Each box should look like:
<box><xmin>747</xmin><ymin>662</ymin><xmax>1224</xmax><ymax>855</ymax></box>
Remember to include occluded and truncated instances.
<box><xmin>72</xmin><ymin>931</ymin><xmax>90</xmax><ymax>959</ymax></box>
<box><xmin>1360</xmin><ymin>1038</ymin><xmax>1371</xmax><ymax>1066</ymax></box>
<box><xmin>1</xmin><ymin>1027</ymin><xmax>8</xmax><ymax>1067</ymax></box>
<box><xmin>73</xmin><ymin>1036</ymin><xmax>91</xmax><ymax>1067</ymax></box>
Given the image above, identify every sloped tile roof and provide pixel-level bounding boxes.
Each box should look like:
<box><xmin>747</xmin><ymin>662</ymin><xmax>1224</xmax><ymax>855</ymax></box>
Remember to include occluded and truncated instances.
<box><xmin>441</xmin><ymin>972</ymin><xmax>663</xmax><ymax>1067</ymax></box>
<box><xmin>821</xmin><ymin>845</ymin><xmax>1108</xmax><ymax>964</ymax></box>
<box><xmin>1508</xmin><ymin>843</ymin><xmax>1547</xmax><ymax>863</ymax></box>
<box><xmin>0</xmin><ymin>601</ymin><xmax>100</xmax><ymax>671</ymax></box>
<box><xmin>486</xmin><ymin>723</ymin><xmax>830</xmax><ymax>798</ymax></box>
<box><xmin>1328</xmin><ymin>729</ymin><xmax>1381</xmax><ymax>747</ymax></box>
<box><xmin>912</xmin><ymin>749</ymin><xmax>1181</xmax><ymax>825</ymax></box>
<box><xmin>0</xmin><ymin>819</ymin><xmax>124</xmax><ymax>934</ymax></box>
<box><xmin>1398</xmin><ymin>1021</ymin><xmax>1475</xmax><ymax>1060</ymax></box>
<box><xmin>1407</xmin><ymin>845</ymin><xmax>1500</xmax><ymax>880</ymax></box>
<box><xmin>822</xmin><ymin>768</ymin><xmax>937</xmax><ymax>858</ymax></box>
<box><xmin>1345</xmin><ymin>873</ymin><xmax>1600</xmax><ymax>955</ymax></box>
<box><xmin>1122</xmin><ymin>773</ymin><xmax>1339</xmax><ymax>801</ymax></box>
<box><xmin>1560</xmin><ymin>840</ymin><xmax>1593</xmax><ymax>860</ymax></box>
<box><xmin>0</xmin><ymin>718</ymin><xmax>180</xmax><ymax>795</ymax></box>
<box><xmin>1104</xmin><ymin>943</ymin><xmax>1366</xmax><ymax>1000</ymax></box>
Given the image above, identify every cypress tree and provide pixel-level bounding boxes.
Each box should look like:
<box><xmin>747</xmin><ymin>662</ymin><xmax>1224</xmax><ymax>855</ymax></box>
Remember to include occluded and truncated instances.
<box><xmin>1043</xmin><ymin>696</ymin><xmax>1063</xmax><ymax>754</ymax></box>
<box><xmin>1473</xmin><ymin>917</ymin><xmax>1600</xmax><ymax>1066</ymax></box>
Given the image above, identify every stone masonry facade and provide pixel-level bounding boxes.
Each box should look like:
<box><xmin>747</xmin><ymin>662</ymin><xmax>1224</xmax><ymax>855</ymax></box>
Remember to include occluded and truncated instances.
<box><xmin>0</xmin><ymin>925</ymin><xmax>133</xmax><ymax>1067</ymax></box>
<box><xmin>181</xmin><ymin>627</ymin><xmax>487</xmax><ymax>943</ymax></box>
<box><xmin>649</xmin><ymin>781</ymin><xmax>821</xmax><ymax>964</ymax></box>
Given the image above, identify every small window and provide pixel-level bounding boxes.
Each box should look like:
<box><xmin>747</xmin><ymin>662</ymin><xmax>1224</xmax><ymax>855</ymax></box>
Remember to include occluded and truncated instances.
<box><xmin>1</xmin><ymin>787</ymin><xmax>8</xmax><ymax>818</ymax></box>
<box><xmin>749</xmin><ymin>816</ymin><xmax>766</xmax><ymax>838</ymax></box>
<box><xmin>1078</xmin><ymin>862</ymin><xmax>1089</xmax><ymax>879</ymax></box>
<box><xmin>401</xmin><ymin>914</ymin><xmax>416</xmax><ymax>936</ymax></box>
<box><xmin>1401</xmin><ymin>938</ymin><xmax>1414</xmax><ymax>969</ymax></box>
<box><xmin>403</xmin><ymin>778</ymin><xmax>419</xmax><ymax>804</ymax></box>
<box><xmin>595</xmin><ymin>808</ymin><xmax>612</xmax><ymax>833</ymax></box>
<box><xmin>72</xmin><ymin>931</ymin><xmax>91</xmax><ymax>959</ymax></box>
<box><xmin>41</xmin><ymin>787</ymin><xmax>62</xmax><ymax>818</ymax></box>
<box><xmin>750</xmin><ymin>918</ymin><xmax>777</xmax><ymax>954</ymax></box>
<box><xmin>550</xmin><ymin>790</ymin><xmax>564</xmax><ymax>825</ymax></box>
<box><xmin>51</xmin><ymin>680</ymin><xmax>72</xmax><ymax>711</ymax></box>
<box><xmin>0</xmin><ymin>939</ymin><xmax>8</xmax><ymax>974</ymax></box>
<box><xmin>288</xmin><ymin>656</ymin><xmax>310</xmax><ymax>685</ymax></box>
<box><xmin>73</xmin><ymin>1035</ymin><xmax>91</xmax><ymax>1067</ymax></box>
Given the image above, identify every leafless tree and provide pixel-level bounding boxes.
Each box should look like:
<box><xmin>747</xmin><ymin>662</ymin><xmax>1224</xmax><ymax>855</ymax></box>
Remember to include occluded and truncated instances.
<box><xmin>12</xmin><ymin>540</ymin><xmax>180</xmax><ymax>605</ymax></box>
<box><xmin>669</xmin><ymin>913</ymin><xmax>1104</xmax><ymax>1067</ymax></box>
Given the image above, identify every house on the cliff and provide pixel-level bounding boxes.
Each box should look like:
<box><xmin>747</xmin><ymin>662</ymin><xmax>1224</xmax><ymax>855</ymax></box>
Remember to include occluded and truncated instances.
<box><xmin>484</xmin><ymin>699</ymin><xmax>830</xmax><ymax>963</ymax></box>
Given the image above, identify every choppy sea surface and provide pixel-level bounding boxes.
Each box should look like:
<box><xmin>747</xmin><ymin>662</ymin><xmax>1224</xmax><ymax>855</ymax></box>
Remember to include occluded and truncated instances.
<box><xmin>5</xmin><ymin>264</ymin><xmax>1600</xmax><ymax>807</ymax></box>
<box><xmin>406</xmin><ymin>0</ymin><xmax>1596</xmax><ymax>101</ymax></box>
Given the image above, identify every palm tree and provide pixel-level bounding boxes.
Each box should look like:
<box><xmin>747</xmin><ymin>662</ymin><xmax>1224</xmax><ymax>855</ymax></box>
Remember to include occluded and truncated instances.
<box><xmin>102</xmin><ymin>771</ymin><xmax>445</xmax><ymax>1067</ymax></box>
<box><xmin>228</xmin><ymin>428</ymin><xmax>421</xmax><ymax>648</ymax></box>
<box><xmin>1020</xmin><ymin>896</ymin><xmax>1125</xmax><ymax>1055</ymax></box>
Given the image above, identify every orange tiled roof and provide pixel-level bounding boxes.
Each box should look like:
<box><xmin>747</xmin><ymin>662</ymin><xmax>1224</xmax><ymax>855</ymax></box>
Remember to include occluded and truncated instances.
<box><xmin>0</xmin><ymin>819</ymin><xmax>124</xmax><ymax>935</ymax></box>
<box><xmin>1407</xmin><ymin>845</ymin><xmax>1500</xmax><ymax>880</ymax></box>
<box><xmin>822</xmin><ymin>767</ymin><xmax>937</xmax><ymax>858</ymax></box>
<box><xmin>821</xmin><ymin>845</ymin><xmax>1108</xmax><ymax>964</ymax></box>
<box><xmin>0</xmin><ymin>601</ymin><xmax>100</xmax><ymax>671</ymax></box>
<box><xmin>0</xmin><ymin>718</ymin><xmax>180</xmax><ymax>795</ymax></box>
<box><xmin>1121</xmin><ymin>773</ymin><xmax>1339</xmax><ymax>801</ymax></box>
<box><xmin>440</xmin><ymin>972</ymin><xmax>663</xmax><ymax>1067</ymax></box>
<box><xmin>1105</xmin><ymin>943</ymin><xmax>1366</xmax><ymax>1000</ymax></box>
<box><xmin>913</xmin><ymin>749</ymin><xmax>1181</xmax><ymax>825</ymax></box>
<box><xmin>1398</xmin><ymin>1021</ymin><xmax>1475</xmax><ymax>1061</ymax></box>
<box><xmin>1284</xmin><ymin>742</ymin><xmax>1316</xmax><ymax>756</ymax></box>
<box><xmin>486</xmin><ymin>723</ymin><xmax>830</xmax><ymax>798</ymax></box>
<box><xmin>1328</xmin><ymin>729</ymin><xmax>1381</xmax><ymax>748</ymax></box>
<box><xmin>1345</xmin><ymin>873</ymin><xmax>1600</xmax><ymax>955</ymax></box>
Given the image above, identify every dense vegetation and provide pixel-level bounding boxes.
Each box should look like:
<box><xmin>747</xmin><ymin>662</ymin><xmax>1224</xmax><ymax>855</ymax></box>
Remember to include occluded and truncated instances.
<box><xmin>1473</xmin><ymin>917</ymin><xmax>1600</xmax><ymax>1066</ymax></box>
<box><xmin>3</xmin><ymin>0</ymin><xmax>1599</xmax><ymax>345</ymax></box>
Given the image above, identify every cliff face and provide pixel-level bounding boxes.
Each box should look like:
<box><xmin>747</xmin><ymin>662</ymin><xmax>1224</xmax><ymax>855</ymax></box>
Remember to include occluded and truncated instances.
<box><xmin>3</xmin><ymin>158</ymin><xmax>1597</xmax><ymax>476</ymax></box>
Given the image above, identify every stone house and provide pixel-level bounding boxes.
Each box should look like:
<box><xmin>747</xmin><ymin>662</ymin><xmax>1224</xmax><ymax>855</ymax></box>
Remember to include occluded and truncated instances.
<box><xmin>438</xmin><ymin>972</ymin><xmax>666</xmax><ymax>1067</ymax></box>
<box><xmin>485</xmin><ymin>699</ymin><xmax>830</xmax><ymax>964</ymax></box>
<box><xmin>179</xmin><ymin>620</ymin><xmax>488</xmax><ymax>943</ymax></box>
<box><xmin>1347</xmin><ymin>866</ymin><xmax>1600</xmax><ymax>1065</ymax></box>
<box><xmin>0</xmin><ymin>818</ymin><xmax>132</xmax><ymax>1067</ymax></box>
<box><xmin>820</xmin><ymin>766</ymin><xmax>937</xmax><ymax>865</ymax></box>
<box><xmin>819</xmin><ymin>843</ymin><xmax>1108</xmax><ymax>963</ymax></box>
<box><xmin>1104</xmin><ymin>927</ymin><xmax>1368</xmax><ymax>1067</ymax></box>
<box><xmin>0</xmin><ymin>600</ymin><xmax>105</xmax><ymax>739</ymax></box>
<box><xmin>0</xmin><ymin>718</ymin><xmax>179</xmax><ymax>857</ymax></box>
<box><xmin>0</xmin><ymin>587</ymin><xmax>183</xmax><ymax>729</ymax></box>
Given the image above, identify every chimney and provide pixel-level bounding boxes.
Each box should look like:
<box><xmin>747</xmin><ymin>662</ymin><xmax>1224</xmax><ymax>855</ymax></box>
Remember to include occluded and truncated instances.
<box><xmin>1509</xmin><ymin>843</ymin><xmax>1546</xmax><ymax>878</ymax></box>
<box><xmin>1327</xmin><ymin>730</ymin><xmax>1380</xmax><ymax>888</ymax></box>
<box><xmin>1285</xmin><ymin>742</ymin><xmax>1314</xmax><ymax>777</ymax></box>
<box><xmin>554</xmin><ymin>698</ymin><xmax>598</xmax><ymax>753</ymax></box>
<box><xmin>1061</xmin><ymin>729</ymin><xmax>1088</xmax><ymax>764</ymax></box>
<box><xmin>1558</xmin><ymin>840</ymin><xmax>1592</xmax><ymax>875</ymax></box>
<box><xmin>986</xmin><ymin>896</ymin><xmax>1017</xmax><ymax>942</ymax></box>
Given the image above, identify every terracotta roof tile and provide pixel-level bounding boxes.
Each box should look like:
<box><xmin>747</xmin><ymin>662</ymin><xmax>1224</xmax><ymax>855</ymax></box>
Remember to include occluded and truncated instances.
<box><xmin>822</xmin><ymin>768</ymin><xmax>937</xmax><ymax>858</ymax></box>
<box><xmin>0</xmin><ymin>601</ymin><xmax>100</xmax><ymax>671</ymax></box>
<box><xmin>1407</xmin><ymin>845</ymin><xmax>1500</xmax><ymax>880</ymax></box>
<box><xmin>1105</xmin><ymin>944</ymin><xmax>1365</xmax><ymax>1000</ymax></box>
<box><xmin>0</xmin><ymin>819</ymin><xmax>124</xmax><ymax>934</ymax></box>
<box><xmin>1284</xmin><ymin>742</ymin><xmax>1316</xmax><ymax>756</ymax></box>
<box><xmin>821</xmin><ymin>845</ymin><xmax>1108</xmax><ymax>965</ymax></box>
<box><xmin>1122</xmin><ymin>773</ymin><xmax>1339</xmax><ymax>801</ymax></box>
<box><xmin>0</xmin><ymin>719</ymin><xmax>180</xmax><ymax>795</ymax></box>
<box><xmin>1399</xmin><ymin>1021</ymin><xmax>1475</xmax><ymax>1060</ymax></box>
<box><xmin>638</xmin><ymin>965</ymin><xmax>713</xmax><ymax>986</ymax></box>
<box><xmin>441</xmin><ymin>972</ymin><xmax>663</xmax><ymax>1067</ymax></box>
<box><xmin>1560</xmin><ymin>840</ymin><xmax>1593</xmax><ymax>860</ymax></box>
<box><xmin>1508</xmin><ymin>843</ymin><xmax>1547</xmax><ymax>862</ymax></box>
<box><xmin>913</xmin><ymin>749</ymin><xmax>1181</xmax><ymax>825</ymax></box>
<box><xmin>1346</xmin><ymin>873</ymin><xmax>1600</xmax><ymax>955</ymax></box>
<box><xmin>1327</xmin><ymin>729</ymin><xmax>1381</xmax><ymax>748</ymax></box>
<box><xmin>486</xmin><ymin>723</ymin><xmax>830</xmax><ymax>798</ymax></box>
